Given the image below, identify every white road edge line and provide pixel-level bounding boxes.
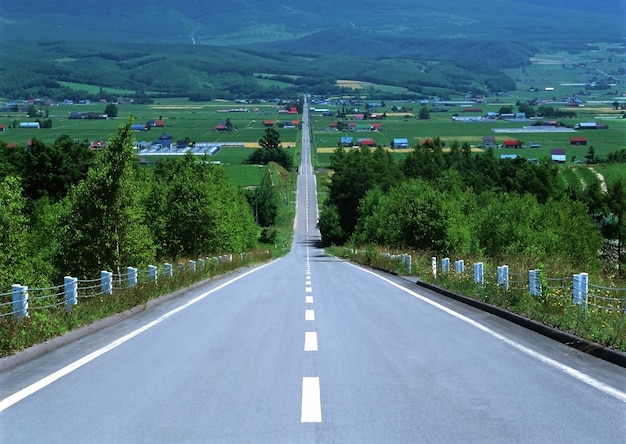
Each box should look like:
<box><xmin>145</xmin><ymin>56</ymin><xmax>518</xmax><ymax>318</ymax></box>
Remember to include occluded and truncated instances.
<box><xmin>346</xmin><ymin>262</ymin><xmax>626</xmax><ymax>404</ymax></box>
<box><xmin>0</xmin><ymin>260</ymin><xmax>277</xmax><ymax>413</ymax></box>
<box><xmin>301</xmin><ymin>377</ymin><xmax>322</xmax><ymax>422</ymax></box>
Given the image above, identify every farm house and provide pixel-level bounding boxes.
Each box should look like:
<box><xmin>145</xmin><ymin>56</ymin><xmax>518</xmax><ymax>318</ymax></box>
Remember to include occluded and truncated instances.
<box><xmin>503</xmin><ymin>139</ymin><xmax>522</xmax><ymax>148</ymax></box>
<box><xmin>570</xmin><ymin>137</ymin><xmax>587</xmax><ymax>146</ymax></box>
<box><xmin>392</xmin><ymin>138</ymin><xmax>409</xmax><ymax>148</ymax></box>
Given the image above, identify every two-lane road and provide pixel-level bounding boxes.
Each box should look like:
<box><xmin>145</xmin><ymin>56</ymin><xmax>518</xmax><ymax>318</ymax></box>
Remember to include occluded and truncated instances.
<box><xmin>1</xmin><ymin>99</ymin><xmax>624</xmax><ymax>442</ymax></box>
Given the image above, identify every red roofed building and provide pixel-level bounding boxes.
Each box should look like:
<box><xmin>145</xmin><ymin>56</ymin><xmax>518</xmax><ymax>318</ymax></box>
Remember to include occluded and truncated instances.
<box><xmin>264</xmin><ymin>120</ymin><xmax>275</xmax><ymax>127</ymax></box>
<box><xmin>570</xmin><ymin>137</ymin><xmax>587</xmax><ymax>145</ymax></box>
<box><xmin>89</xmin><ymin>141</ymin><xmax>106</xmax><ymax>150</ymax></box>
<box><xmin>503</xmin><ymin>139</ymin><xmax>522</xmax><ymax>148</ymax></box>
<box><xmin>358</xmin><ymin>138</ymin><xmax>375</xmax><ymax>147</ymax></box>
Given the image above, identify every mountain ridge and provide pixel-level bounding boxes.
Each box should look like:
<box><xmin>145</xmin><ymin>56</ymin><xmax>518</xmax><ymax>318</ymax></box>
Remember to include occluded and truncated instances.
<box><xmin>1</xmin><ymin>0</ymin><xmax>623</xmax><ymax>48</ymax></box>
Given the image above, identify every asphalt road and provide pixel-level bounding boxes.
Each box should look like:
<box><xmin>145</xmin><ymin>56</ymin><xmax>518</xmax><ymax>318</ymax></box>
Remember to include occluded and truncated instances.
<box><xmin>0</xmin><ymin>99</ymin><xmax>625</xmax><ymax>443</ymax></box>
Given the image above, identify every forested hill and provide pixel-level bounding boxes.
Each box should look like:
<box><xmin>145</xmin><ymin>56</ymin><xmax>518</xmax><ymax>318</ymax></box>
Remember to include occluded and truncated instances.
<box><xmin>1</xmin><ymin>0</ymin><xmax>623</xmax><ymax>101</ymax></box>
<box><xmin>1</xmin><ymin>0</ymin><xmax>623</xmax><ymax>48</ymax></box>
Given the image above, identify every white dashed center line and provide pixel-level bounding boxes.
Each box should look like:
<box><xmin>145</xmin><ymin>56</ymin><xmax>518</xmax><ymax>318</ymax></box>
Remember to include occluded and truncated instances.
<box><xmin>304</xmin><ymin>332</ymin><xmax>318</xmax><ymax>351</ymax></box>
<box><xmin>301</xmin><ymin>377</ymin><xmax>322</xmax><ymax>423</ymax></box>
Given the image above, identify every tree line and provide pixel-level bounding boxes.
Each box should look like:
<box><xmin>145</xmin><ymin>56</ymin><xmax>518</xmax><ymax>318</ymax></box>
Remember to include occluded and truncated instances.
<box><xmin>318</xmin><ymin>141</ymin><xmax>626</xmax><ymax>271</ymax></box>
<box><xmin>0</xmin><ymin>119</ymin><xmax>283</xmax><ymax>291</ymax></box>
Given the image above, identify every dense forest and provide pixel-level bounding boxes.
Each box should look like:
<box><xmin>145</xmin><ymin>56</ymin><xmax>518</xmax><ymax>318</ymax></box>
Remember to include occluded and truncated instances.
<box><xmin>3</xmin><ymin>0</ymin><xmax>621</xmax><ymax>47</ymax></box>
<box><xmin>0</xmin><ymin>40</ymin><xmax>517</xmax><ymax>102</ymax></box>
<box><xmin>318</xmin><ymin>141</ymin><xmax>626</xmax><ymax>272</ymax></box>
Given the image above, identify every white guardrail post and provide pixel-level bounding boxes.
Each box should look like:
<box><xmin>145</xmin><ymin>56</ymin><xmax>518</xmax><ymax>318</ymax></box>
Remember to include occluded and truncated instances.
<box><xmin>473</xmin><ymin>262</ymin><xmax>484</xmax><ymax>285</ymax></box>
<box><xmin>127</xmin><ymin>267</ymin><xmax>138</xmax><ymax>288</ymax></box>
<box><xmin>497</xmin><ymin>265</ymin><xmax>509</xmax><ymax>290</ymax></box>
<box><xmin>455</xmin><ymin>259</ymin><xmax>465</xmax><ymax>274</ymax></box>
<box><xmin>12</xmin><ymin>284</ymin><xmax>29</xmax><ymax>319</ymax></box>
<box><xmin>529</xmin><ymin>269</ymin><xmax>542</xmax><ymax>296</ymax></box>
<box><xmin>101</xmin><ymin>271</ymin><xmax>113</xmax><ymax>295</ymax></box>
<box><xmin>442</xmin><ymin>257</ymin><xmax>450</xmax><ymax>274</ymax></box>
<box><xmin>148</xmin><ymin>265</ymin><xmax>158</xmax><ymax>283</ymax></box>
<box><xmin>64</xmin><ymin>276</ymin><xmax>78</xmax><ymax>311</ymax></box>
<box><xmin>572</xmin><ymin>272</ymin><xmax>588</xmax><ymax>306</ymax></box>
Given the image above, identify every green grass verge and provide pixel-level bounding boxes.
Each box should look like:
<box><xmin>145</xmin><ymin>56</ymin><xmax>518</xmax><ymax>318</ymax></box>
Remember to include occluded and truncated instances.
<box><xmin>0</xmin><ymin>252</ymin><xmax>272</xmax><ymax>358</ymax></box>
<box><xmin>331</xmin><ymin>246</ymin><xmax>626</xmax><ymax>352</ymax></box>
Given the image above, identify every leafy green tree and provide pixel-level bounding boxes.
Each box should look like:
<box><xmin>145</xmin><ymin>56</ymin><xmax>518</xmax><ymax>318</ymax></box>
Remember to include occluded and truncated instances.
<box><xmin>401</xmin><ymin>143</ymin><xmax>445</xmax><ymax>182</ymax></box>
<box><xmin>14</xmin><ymin>138</ymin><xmax>95</xmax><ymax>204</ymax></box>
<box><xmin>27</xmin><ymin>104</ymin><xmax>37</xmax><ymax>118</ymax></box>
<box><xmin>322</xmin><ymin>145</ymin><xmax>403</xmax><ymax>244</ymax></box>
<box><xmin>259</xmin><ymin>127</ymin><xmax>281</xmax><ymax>149</ymax></box>
<box><xmin>252</xmin><ymin>169</ymin><xmax>279</xmax><ymax>227</ymax></box>
<box><xmin>518</xmin><ymin>103</ymin><xmax>535</xmax><ymax>117</ymax></box>
<box><xmin>150</xmin><ymin>153</ymin><xmax>257</xmax><ymax>257</ymax></box>
<box><xmin>55</xmin><ymin>118</ymin><xmax>155</xmax><ymax>277</ymax></box>
<box><xmin>352</xmin><ymin>179</ymin><xmax>468</xmax><ymax>253</ymax></box>
<box><xmin>605</xmin><ymin>178</ymin><xmax>626</xmax><ymax>267</ymax></box>
<box><xmin>317</xmin><ymin>204</ymin><xmax>344</xmax><ymax>247</ymax></box>
<box><xmin>0</xmin><ymin>176</ymin><xmax>32</xmax><ymax>289</ymax></box>
<box><xmin>418</xmin><ymin>106</ymin><xmax>430</xmax><ymax>120</ymax></box>
<box><xmin>224</xmin><ymin>118</ymin><xmax>235</xmax><ymax>131</ymax></box>
<box><xmin>104</xmin><ymin>103</ymin><xmax>119</xmax><ymax>118</ymax></box>
<box><xmin>246</xmin><ymin>128</ymin><xmax>294</xmax><ymax>170</ymax></box>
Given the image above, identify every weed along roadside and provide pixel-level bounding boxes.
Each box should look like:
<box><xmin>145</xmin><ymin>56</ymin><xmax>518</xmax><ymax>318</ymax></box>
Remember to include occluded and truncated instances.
<box><xmin>334</xmin><ymin>247</ymin><xmax>626</xmax><ymax>362</ymax></box>
<box><xmin>0</xmin><ymin>252</ymin><xmax>273</xmax><ymax>362</ymax></box>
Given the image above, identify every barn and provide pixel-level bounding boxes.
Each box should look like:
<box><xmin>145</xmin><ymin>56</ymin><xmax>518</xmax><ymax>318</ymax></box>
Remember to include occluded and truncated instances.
<box><xmin>550</xmin><ymin>149</ymin><xmax>566</xmax><ymax>163</ymax></box>
<box><xmin>503</xmin><ymin>139</ymin><xmax>522</xmax><ymax>148</ymax></box>
<box><xmin>392</xmin><ymin>138</ymin><xmax>409</xmax><ymax>148</ymax></box>
<box><xmin>570</xmin><ymin>137</ymin><xmax>587</xmax><ymax>146</ymax></box>
<box><xmin>357</xmin><ymin>138</ymin><xmax>375</xmax><ymax>147</ymax></box>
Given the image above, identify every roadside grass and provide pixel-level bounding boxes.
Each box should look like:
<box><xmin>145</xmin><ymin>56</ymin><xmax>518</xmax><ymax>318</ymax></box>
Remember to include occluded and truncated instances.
<box><xmin>329</xmin><ymin>246</ymin><xmax>626</xmax><ymax>352</ymax></box>
<box><xmin>0</xmin><ymin>251</ymin><xmax>272</xmax><ymax>358</ymax></box>
<box><xmin>559</xmin><ymin>167</ymin><xmax>582</xmax><ymax>193</ymax></box>
<box><xmin>574</xmin><ymin>165</ymin><xmax>602</xmax><ymax>189</ymax></box>
<box><xmin>594</xmin><ymin>163</ymin><xmax>626</xmax><ymax>186</ymax></box>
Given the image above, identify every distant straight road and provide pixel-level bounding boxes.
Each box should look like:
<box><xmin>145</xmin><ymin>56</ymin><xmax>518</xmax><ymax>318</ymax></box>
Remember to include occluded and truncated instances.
<box><xmin>1</xmin><ymin>98</ymin><xmax>625</xmax><ymax>443</ymax></box>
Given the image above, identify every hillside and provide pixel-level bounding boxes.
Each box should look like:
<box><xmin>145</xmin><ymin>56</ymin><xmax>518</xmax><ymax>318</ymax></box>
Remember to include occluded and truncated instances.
<box><xmin>0</xmin><ymin>40</ymin><xmax>516</xmax><ymax>101</ymax></box>
<box><xmin>1</xmin><ymin>0</ymin><xmax>623</xmax><ymax>47</ymax></box>
<box><xmin>1</xmin><ymin>1</ymin><xmax>623</xmax><ymax>101</ymax></box>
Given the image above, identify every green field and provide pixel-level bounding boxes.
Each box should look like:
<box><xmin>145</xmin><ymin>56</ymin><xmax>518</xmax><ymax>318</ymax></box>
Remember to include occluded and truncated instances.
<box><xmin>0</xmin><ymin>99</ymin><xmax>302</xmax><ymax>147</ymax></box>
<box><xmin>58</xmin><ymin>81</ymin><xmax>144</xmax><ymax>97</ymax></box>
<box><xmin>309</xmin><ymin>101</ymin><xmax>625</xmax><ymax>166</ymax></box>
